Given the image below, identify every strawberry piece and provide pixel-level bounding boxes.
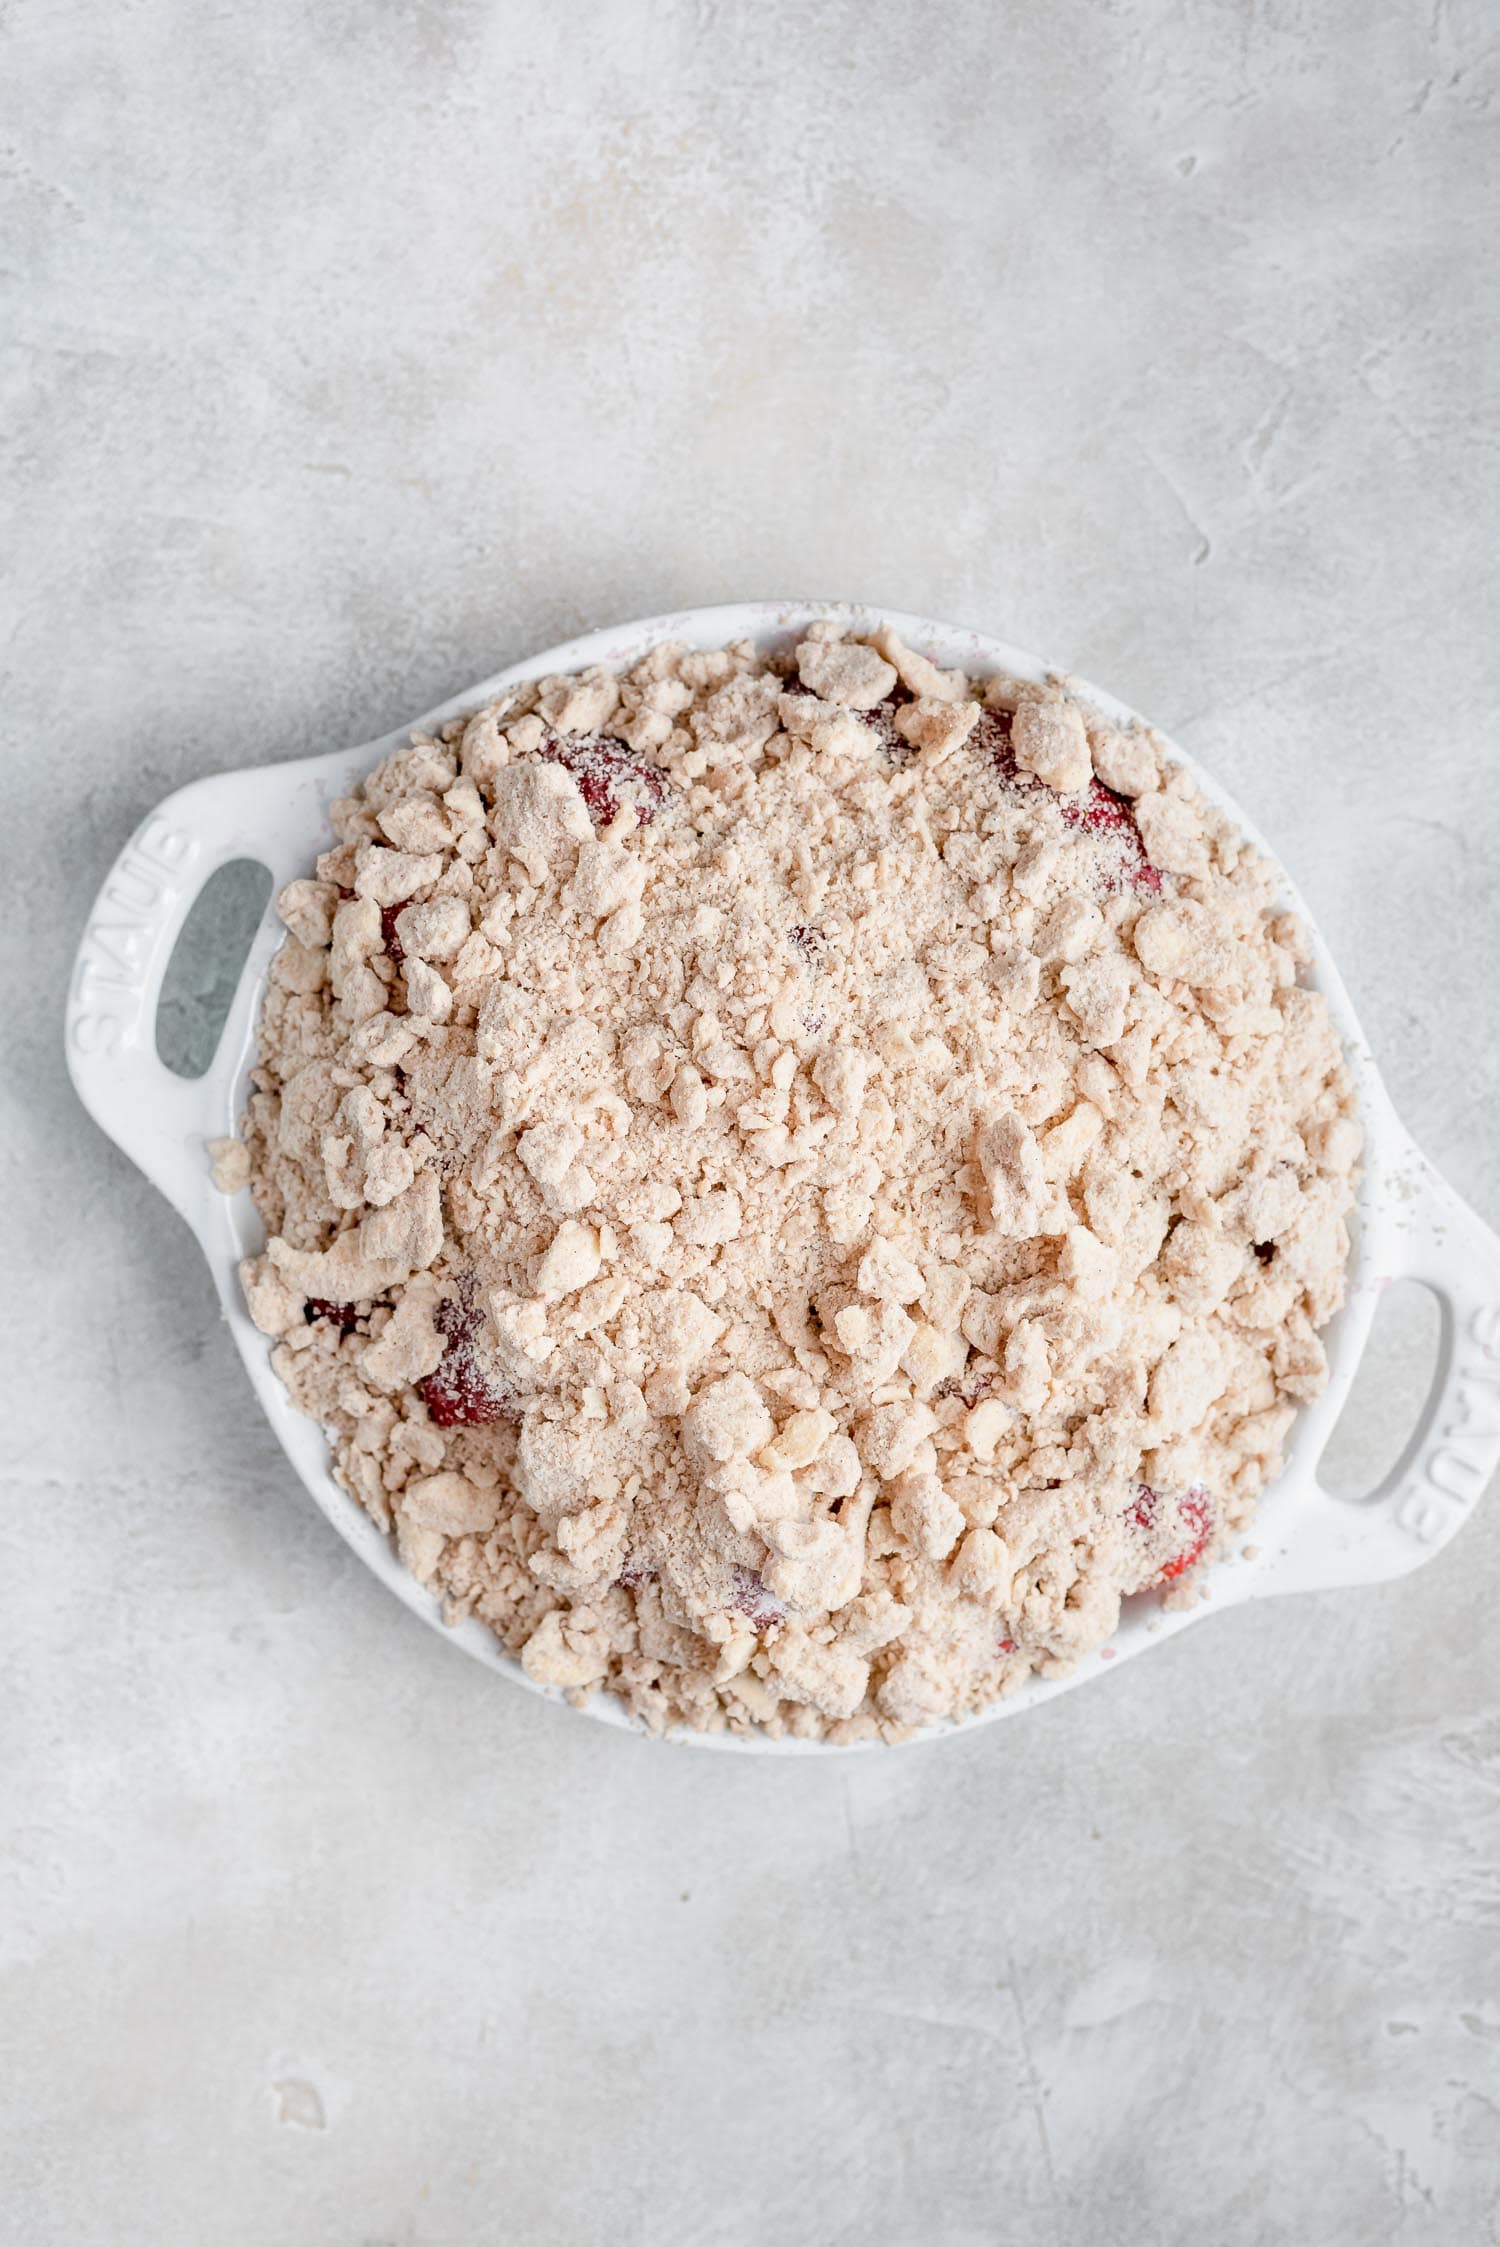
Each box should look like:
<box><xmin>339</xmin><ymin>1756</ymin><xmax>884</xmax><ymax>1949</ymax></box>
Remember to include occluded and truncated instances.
<box><xmin>305</xmin><ymin>1299</ymin><xmax>362</xmax><ymax>1333</ymax></box>
<box><xmin>1128</xmin><ymin>1482</ymin><xmax>1213</xmax><ymax>1584</ymax></box>
<box><xmin>1157</xmin><ymin>1487</ymin><xmax>1212</xmax><ymax>1580</ymax></box>
<box><xmin>379</xmin><ymin>896</ymin><xmax>414</xmax><ymax>966</ymax></box>
<box><xmin>997</xmin><ymin>1636</ymin><xmax>1018</xmax><ymax>1657</ymax></box>
<box><xmin>730</xmin><ymin>1566</ymin><xmax>786</xmax><ymax>1632</ymax></box>
<box><xmin>417</xmin><ymin>1278</ymin><xmax>515</xmax><ymax>1428</ymax></box>
<box><xmin>535</xmin><ymin>731</ymin><xmax>666</xmax><ymax>829</ymax></box>
<box><xmin>859</xmin><ymin>696</ymin><xmax>1160</xmax><ymax>890</ymax></box>
<box><xmin>859</xmin><ymin>685</ymin><xmax>917</xmax><ymax>764</ymax></box>
<box><xmin>1062</xmin><ymin>781</ymin><xmax>1163</xmax><ymax>893</ymax></box>
<box><xmin>975</xmin><ymin>707</ymin><xmax>1161</xmax><ymax>894</ymax></box>
<box><xmin>934</xmin><ymin>1369</ymin><xmax>1000</xmax><ymax>1410</ymax></box>
<box><xmin>1127</xmin><ymin>1486</ymin><xmax>1151</xmax><ymax>1530</ymax></box>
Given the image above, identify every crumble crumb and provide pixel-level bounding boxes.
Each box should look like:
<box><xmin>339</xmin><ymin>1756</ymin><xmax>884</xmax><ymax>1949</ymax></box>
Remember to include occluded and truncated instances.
<box><xmin>235</xmin><ymin>625</ymin><xmax>1359</xmax><ymax>1740</ymax></box>
<box><xmin>208</xmin><ymin>1136</ymin><xmax>251</xmax><ymax>1194</ymax></box>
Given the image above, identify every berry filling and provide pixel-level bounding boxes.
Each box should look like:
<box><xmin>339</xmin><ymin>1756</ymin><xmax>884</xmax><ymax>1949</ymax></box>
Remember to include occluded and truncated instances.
<box><xmin>305</xmin><ymin>1298</ymin><xmax>362</xmax><ymax>1333</ymax></box>
<box><xmin>976</xmin><ymin>708</ymin><xmax>1161</xmax><ymax>894</ymax></box>
<box><xmin>614</xmin><ymin>1560</ymin><xmax>658</xmax><ymax>1592</ymax></box>
<box><xmin>730</xmin><ymin>1565</ymin><xmax>786</xmax><ymax>1633</ymax></box>
<box><xmin>1068</xmin><ymin>788</ymin><xmax>1161</xmax><ymax>890</ymax></box>
<box><xmin>860</xmin><ymin>685</ymin><xmax>919</xmax><ymax>765</ymax></box>
<box><xmin>934</xmin><ymin>1369</ymin><xmax>1001</xmax><ymax>1410</ymax></box>
<box><xmin>859</xmin><ymin>694</ymin><xmax>1160</xmax><ymax>892</ymax></box>
<box><xmin>1128</xmin><ymin>1482</ymin><xmax>1213</xmax><ymax>1584</ymax></box>
<box><xmin>379</xmin><ymin>896</ymin><xmax>414</xmax><ymax>967</ymax></box>
<box><xmin>535</xmin><ymin>730</ymin><xmax>667</xmax><ymax>829</ymax></box>
<box><xmin>418</xmin><ymin>1278</ymin><xmax>515</xmax><ymax>1428</ymax></box>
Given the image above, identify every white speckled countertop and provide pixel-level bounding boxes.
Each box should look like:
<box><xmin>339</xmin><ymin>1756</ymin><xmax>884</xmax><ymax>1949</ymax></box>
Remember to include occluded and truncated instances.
<box><xmin>5</xmin><ymin>3</ymin><xmax>1499</xmax><ymax>2242</ymax></box>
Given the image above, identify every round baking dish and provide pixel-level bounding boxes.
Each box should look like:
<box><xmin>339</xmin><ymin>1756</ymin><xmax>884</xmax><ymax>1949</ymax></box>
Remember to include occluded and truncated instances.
<box><xmin>66</xmin><ymin>603</ymin><xmax>1500</xmax><ymax>1750</ymax></box>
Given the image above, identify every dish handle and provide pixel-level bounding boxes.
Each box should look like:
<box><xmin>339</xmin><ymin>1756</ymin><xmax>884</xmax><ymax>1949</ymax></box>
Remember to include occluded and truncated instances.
<box><xmin>1288</xmin><ymin>1134</ymin><xmax>1500</xmax><ymax>1589</ymax></box>
<box><xmin>65</xmin><ymin>767</ymin><xmax>303</xmax><ymax>1222</ymax></box>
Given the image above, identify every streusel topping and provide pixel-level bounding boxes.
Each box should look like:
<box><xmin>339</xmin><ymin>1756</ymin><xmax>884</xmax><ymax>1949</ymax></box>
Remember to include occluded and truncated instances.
<box><xmin>230</xmin><ymin>623</ymin><xmax>1359</xmax><ymax>1741</ymax></box>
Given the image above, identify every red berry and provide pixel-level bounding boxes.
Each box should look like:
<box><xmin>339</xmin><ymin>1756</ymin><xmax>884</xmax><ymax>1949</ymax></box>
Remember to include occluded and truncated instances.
<box><xmin>934</xmin><ymin>1369</ymin><xmax>1000</xmax><ymax>1410</ymax></box>
<box><xmin>857</xmin><ymin>696</ymin><xmax>1160</xmax><ymax>890</ymax></box>
<box><xmin>305</xmin><ymin>1298</ymin><xmax>362</xmax><ymax>1333</ymax></box>
<box><xmin>417</xmin><ymin>1278</ymin><xmax>515</xmax><ymax>1428</ymax></box>
<box><xmin>535</xmin><ymin>731</ymin><xmax>666</xmax><ymax>829</ymax></box>
<box><xmin>859</xmin><ymin>686</ymin><xmax>917</xmax><ymax>764</ymax></box>
<box><xmin>1061</xmin><ymin>781</ymin><xmax>1163</xmax><ymax>893</ymax></box>
<box><xmin>730</xmin><ymin>1566</ymin><xmax>786</xmax><ymax>1632</ymax></box>
<box><xmin>974</xmin><ymin>708</ymin><xmax>1160</xmax><ymax>894</ymax></box>
<box><xmin>1158</xmin><ymin>1488</ymin><xmax>1212</xmax><ymax>1580</ymax></box>
<box><xmin>379</xmin><ymin>896</ymin><xmax>414</xmax><ymax>966</ymax></box>
<box><xmin>1128</xmin><ymin>1482</ymin><xmax>1213</xmax><ymax>1584</ymax></box>
<box><xmin>979</xmin><ymin>704</ymin><xmax>1014</xmax><ymax>755</ymax></box>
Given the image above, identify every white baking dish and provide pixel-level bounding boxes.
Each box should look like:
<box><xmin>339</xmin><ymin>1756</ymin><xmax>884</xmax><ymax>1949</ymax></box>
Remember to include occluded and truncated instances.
<box><xmin>65</xmin><ymin>603</ymin><xmax>1500</xmax><ymax>1751</ymax></box>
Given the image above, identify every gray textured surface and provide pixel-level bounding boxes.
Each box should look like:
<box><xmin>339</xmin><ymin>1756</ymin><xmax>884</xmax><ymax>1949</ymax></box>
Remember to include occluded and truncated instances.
<box><xmin>6</xmin><ymin>3</ymin><xmax>1500</xmax><ymax>2242</ymax></box>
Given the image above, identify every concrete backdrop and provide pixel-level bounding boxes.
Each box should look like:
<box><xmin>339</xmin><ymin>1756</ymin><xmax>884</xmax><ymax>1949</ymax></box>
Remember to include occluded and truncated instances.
<box><xmin>4</xmin><ymin>2</ymin><xmax>1499</xmax><ymax>2242</ymax></box>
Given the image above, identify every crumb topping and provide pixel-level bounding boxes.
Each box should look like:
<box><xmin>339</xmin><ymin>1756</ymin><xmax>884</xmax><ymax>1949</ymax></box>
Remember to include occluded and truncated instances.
<box><xmin>229</xmin><ymin>624</ymin><xmax>1359</xmax><ymax>1742</ymax></box>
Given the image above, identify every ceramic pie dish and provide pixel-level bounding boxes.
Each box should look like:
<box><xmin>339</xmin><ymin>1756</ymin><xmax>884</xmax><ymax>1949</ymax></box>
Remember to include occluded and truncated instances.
<box><xmin>66</xmin><ymin>602</ymin><xmax>1500</xmax><ymax>1751</ymax></box>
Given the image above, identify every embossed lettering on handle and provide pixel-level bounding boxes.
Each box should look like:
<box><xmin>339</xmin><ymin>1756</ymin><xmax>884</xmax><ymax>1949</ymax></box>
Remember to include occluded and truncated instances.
<box><xmin>1393</xmin><ymin>1302</ymin><xmax>1500</xmax><ymax>1546</ymax></box>
<box><xmin>70</xmin><ymin>818</ymin><xmax>201</xmax><ymax>1057</ymax></box>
